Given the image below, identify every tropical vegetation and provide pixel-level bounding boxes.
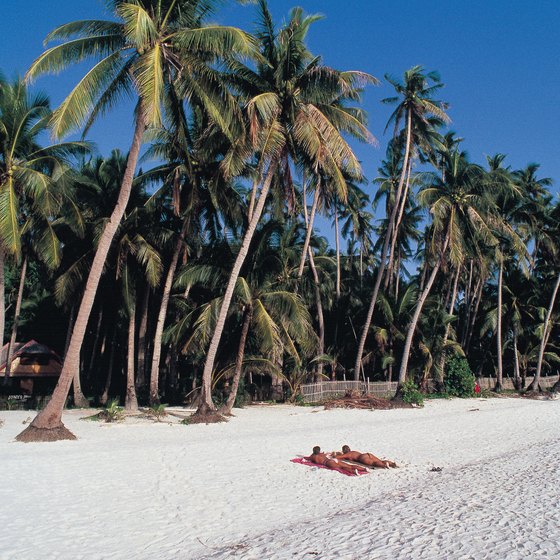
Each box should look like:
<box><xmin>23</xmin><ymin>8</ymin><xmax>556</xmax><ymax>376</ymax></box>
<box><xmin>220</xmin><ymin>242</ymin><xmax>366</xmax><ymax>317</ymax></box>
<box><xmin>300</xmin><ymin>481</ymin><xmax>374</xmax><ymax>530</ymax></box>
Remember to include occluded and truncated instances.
<box><xmin>0</xmin><ymin>0</ymin><xmax>557</xmax><ymax>441</ymax></box>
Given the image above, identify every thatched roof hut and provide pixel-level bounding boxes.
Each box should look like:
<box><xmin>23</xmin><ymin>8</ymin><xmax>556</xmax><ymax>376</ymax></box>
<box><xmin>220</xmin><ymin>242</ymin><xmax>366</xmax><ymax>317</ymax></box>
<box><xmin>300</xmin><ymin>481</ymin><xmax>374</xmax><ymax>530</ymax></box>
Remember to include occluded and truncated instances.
<box><xmin>0</xmin><ymin>340</ymin><xmax>62</xmax><ymax>379</ymax></box>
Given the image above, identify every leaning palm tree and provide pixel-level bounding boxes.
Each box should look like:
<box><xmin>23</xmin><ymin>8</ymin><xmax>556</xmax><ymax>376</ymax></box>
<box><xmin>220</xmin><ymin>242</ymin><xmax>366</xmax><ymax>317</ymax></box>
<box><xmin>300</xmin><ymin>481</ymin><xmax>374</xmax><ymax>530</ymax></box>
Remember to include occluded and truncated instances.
<box><xmin>17</xmin><ymin>0</ymin><xmax>257</xmax><ymax>442</ymax></box>
<box><xmin>194</xmin><ymin>1</ymin><xmax>375</xmax><ymax>418</ymax></box>
<box><xmin>354</xmin><ymin>66</ymin><xmax>449</xmax><ymax>380</ymax></box>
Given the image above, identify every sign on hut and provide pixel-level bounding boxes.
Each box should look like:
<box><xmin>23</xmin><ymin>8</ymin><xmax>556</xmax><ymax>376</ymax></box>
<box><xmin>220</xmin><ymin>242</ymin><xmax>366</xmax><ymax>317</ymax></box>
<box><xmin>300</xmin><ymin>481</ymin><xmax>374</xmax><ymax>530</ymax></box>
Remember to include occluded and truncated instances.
<box><xmin>0</xmin><ymin>340</ymin><xmax>62</xmax><ymax>396</ymax></box>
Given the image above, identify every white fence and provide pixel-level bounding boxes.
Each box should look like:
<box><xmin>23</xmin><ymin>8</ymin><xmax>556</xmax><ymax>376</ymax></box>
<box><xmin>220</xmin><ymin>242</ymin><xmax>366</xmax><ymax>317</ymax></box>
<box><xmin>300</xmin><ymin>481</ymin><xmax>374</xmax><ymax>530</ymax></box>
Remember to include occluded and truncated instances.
<box><xmin>476</xmin><ymin>376</ymin><xmax>558</xmax><ymax>391</ymax></box>
<box><xmin>300</xmin><ymin>380</ymin><xmax>398</xmax><ymax>403</ymax></box>
<box><xmin>299</xmin><ymin>376</ymin><xmax>559</xmax><ymax>404</ymax></box>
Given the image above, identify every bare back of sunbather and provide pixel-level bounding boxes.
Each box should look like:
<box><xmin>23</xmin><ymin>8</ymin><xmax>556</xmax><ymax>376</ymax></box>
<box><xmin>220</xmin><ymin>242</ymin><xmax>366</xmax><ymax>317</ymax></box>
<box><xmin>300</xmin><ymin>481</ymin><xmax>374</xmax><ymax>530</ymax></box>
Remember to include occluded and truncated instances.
<box><xmin>309</xmin><ymin>447</ymin><xmax>366</xmax><ymax>475</ymax></box>
<box><xmin>338</xmin><ymin>446</ymin><xmax>397</xmax><ymax>469</ymax></box>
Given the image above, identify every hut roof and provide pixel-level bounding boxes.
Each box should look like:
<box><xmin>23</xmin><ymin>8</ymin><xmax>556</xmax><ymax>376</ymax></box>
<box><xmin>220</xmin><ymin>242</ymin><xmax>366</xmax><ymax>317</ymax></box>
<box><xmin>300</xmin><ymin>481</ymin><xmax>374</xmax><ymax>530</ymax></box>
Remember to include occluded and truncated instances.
<box><xmin>0</xmin><ymin>340</ymin><xmax>62</xmax><ymax>374</ymax></box>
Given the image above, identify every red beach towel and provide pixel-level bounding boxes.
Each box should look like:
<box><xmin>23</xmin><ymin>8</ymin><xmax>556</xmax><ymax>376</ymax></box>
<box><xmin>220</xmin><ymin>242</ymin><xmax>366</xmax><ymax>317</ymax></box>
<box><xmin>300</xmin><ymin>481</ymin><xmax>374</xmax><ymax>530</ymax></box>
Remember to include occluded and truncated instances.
<box><xmin>290</xmin><ymin>457</ymin><xmax>368</xmax><ymax>477</ymax></box>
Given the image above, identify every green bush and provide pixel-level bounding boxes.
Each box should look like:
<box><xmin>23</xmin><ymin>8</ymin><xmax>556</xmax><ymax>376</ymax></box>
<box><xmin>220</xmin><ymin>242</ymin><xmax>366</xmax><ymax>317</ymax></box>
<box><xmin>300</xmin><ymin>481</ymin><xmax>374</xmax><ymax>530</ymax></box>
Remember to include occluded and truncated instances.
<box><xmin>148</xmin><ymin>403</ymin><xmax>167</xmax><ymax>421</ymax></box>
<box><xmin>445</xmin><ymin>357</ymin><xmax>475</xmax><ymax>397</ymax></box>
<box><xmin>103</xmin><ymin>399</ymin><xmax>125</xmax><ymax>422</ymax></box>
<box><xmin>401</xmin><ymin>379</ymin><xmax>424</xmax><ymax>406</ymax></box>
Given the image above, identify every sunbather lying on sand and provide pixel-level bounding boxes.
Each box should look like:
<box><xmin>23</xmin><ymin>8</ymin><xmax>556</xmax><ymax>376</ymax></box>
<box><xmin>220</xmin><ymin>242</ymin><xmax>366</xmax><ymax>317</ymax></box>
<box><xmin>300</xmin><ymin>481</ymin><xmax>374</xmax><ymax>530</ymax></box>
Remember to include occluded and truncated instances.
<box><xmin>335</xmin><ymin>445</ymin><xmax>397</xmax><ymax>469</ymax></box>
<box><xmin>309</xmin><ymin>446</ymin><xmax>368</xmax><ymax>475</ymax></box>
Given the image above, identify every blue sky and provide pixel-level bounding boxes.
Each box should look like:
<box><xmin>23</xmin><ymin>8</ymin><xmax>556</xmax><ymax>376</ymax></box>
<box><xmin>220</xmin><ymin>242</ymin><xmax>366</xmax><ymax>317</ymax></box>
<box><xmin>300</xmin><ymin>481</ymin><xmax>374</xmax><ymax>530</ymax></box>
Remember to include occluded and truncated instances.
<box><xmin>1</xmin><ymin>0</ymin><xmax>559</xmax><ymax>243</ymax></box>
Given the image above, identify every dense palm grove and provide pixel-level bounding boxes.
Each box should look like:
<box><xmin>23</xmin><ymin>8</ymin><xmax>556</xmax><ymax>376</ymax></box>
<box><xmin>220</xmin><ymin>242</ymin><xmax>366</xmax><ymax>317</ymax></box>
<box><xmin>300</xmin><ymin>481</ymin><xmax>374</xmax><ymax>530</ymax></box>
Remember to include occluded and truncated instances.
<box><xmin>1</xmin><ymin>1</ymin><xmax>558</xmax><ymax>440</ymax></box>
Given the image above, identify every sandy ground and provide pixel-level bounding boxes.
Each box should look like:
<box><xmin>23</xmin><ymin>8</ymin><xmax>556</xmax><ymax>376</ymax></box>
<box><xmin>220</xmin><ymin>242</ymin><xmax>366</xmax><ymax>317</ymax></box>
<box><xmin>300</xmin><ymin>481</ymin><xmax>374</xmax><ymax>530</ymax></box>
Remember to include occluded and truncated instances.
<box><xmin>1</xmin><ymin>397</ymin><xmax>559</xmax><ymax>560</ymax></box>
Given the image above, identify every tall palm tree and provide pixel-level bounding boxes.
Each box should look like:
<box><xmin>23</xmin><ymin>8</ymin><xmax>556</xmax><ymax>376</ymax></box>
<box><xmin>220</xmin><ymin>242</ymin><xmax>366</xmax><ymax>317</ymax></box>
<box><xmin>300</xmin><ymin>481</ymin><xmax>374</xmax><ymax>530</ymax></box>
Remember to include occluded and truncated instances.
<box><xmin>171</xmin><ymin>218</ymin><xmax>316</xmax><ymax>410</ymax></box>
<box><xmin>485</xmin><ymin>154</ymin><xmax>528</xmax><ymax>391</ymax></box>
<box><xmin>17</xmin><ymin>0</ymin><xmax>257</xmax><ymax>442</ymax></box>
<box><xmin>140</xmin><ymin>94</ymin><xmax>245</xmax><ymax>404</ymax></box>
<box><xmin>341</xmin><ymin>183</ymin><xmax>374</xmax><ymax>284</ymax></box>
<box><xmin>0</xmin><ymin>78</ymin><xmax>87</xmax><ymax>385</ymax></box>
<box><xmin>114</xmin><ymin>206</ymin><xmax>163</xmax><ymax>410</ymax></box>
<box><xmin>355</xmin><ymin>66</ymin><xmax>449</xmax><ymax>380</ymax></box>
<box><xmin>528</xmin><ymin>200</ymin><xmax>560</xmax><ymax>391</ymax></box>
<box><xmin>396</xmin><ymin>151</ymin><xmax>500</xmax><ymax>393</ymax></box>
<box><xmin>195</xmin><ymin>1</ymin><xmax>374</xmax><ymax>418</ymax></box>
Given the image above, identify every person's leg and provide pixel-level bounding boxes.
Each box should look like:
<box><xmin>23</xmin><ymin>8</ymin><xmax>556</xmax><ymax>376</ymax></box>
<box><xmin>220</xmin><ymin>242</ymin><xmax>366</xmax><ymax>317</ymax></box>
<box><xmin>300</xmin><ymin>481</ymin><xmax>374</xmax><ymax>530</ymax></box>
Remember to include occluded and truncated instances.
<box><xmin>337</xmin><ymin>460</ymin><xmax>367</xmax><ymax>474</ymax></box>
<box><xmin>359</xmin><ymin>454</ymin><xmax>388</xmax><ymax>469</ymax></box>
<box><xmin>366</xmin><ymin>452</ymin><xmax>384</xmax><ymax>463</ymax></box>
<box><xmin>325</xmin><ymin>459</ymin><xmax>357</xmax><ymax>474</ymax></box>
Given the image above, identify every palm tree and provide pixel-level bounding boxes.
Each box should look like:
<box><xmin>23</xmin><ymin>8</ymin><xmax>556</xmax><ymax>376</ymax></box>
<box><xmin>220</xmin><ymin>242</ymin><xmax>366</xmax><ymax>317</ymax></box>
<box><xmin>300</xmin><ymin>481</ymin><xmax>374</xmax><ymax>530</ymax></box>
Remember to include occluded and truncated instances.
<box><xmin>172</xmin><ymin>220</ymin><xmax>316</xmax><ymax>414</ymax></box>
<box><xmin>53</xmin><ymin>150</ymin><xmax>137</xmax><ymax>404</ymax></box>
<box><xmin>528</xmin><ymin>200</ymin><xmax>560</xmax><ymax>392</ymax></box>
<box><xmin>195</xmin><ymin>1</ymin><xmax>374</xmax><ymax>418</ymax></box>
<box><xmin>341</xmin><ymin>183</ymin><xmax>374</xmax><ymax>285</ymax></box>
<box><xmin>485</xmin><ymin>154</ymin><xmax>529</xmax><ymax>391</ymax></box>
<box><xmin>396</xmin><ymin>151</ymin><xmax>500</xmax><ymax>393</ymax></box>
<box><xmin>140</xmin><ymin>95</ymin><xmax>245</xmax><ymax>404</ymax></box>
<box><xmin>355</xmin><ymin>66</ymin><xmax>449</xmax><ymax>380</ymax></box>
<box><xmin>0</xmin><ymin>78</ymin><xmax>87</xmax><ymax>386</ymax></box>
<box><xmin>17</xmin><ymin>0</ymin><xmax>256</xmax><ymax>442</ymax></box>
<box><xmin>115</xmin><ymin>207</ymin><xmax>163</xmax><ymax>410</ymax></box>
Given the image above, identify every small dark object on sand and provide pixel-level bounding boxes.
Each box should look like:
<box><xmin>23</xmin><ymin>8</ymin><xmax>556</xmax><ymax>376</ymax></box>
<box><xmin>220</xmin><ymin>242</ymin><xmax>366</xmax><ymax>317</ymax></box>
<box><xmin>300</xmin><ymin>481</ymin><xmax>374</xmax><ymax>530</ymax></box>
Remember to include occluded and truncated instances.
<box><xmin>430</xmin><ymin>466</ymin><xmax>443</xmax><ymax>472</ymax></box>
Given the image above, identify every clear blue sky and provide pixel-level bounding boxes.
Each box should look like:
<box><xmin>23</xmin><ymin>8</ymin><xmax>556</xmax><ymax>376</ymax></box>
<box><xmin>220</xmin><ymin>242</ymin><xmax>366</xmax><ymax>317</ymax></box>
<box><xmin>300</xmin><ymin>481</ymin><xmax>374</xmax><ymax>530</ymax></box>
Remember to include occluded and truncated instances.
<box><xmin>1</xmin><ymin>0</ymin><xmax>559</xmax><ymax>237</ymax></box>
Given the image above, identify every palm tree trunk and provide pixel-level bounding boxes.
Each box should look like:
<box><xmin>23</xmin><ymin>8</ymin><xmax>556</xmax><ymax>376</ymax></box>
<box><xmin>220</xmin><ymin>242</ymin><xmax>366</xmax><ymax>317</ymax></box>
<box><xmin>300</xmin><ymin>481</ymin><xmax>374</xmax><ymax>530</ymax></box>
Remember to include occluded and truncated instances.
<box><xmin>100</xmin><ymin>328</ymin><xmax>117</xmax><ymax>406</ymax></box>
<box><xmin>125</xmin><ymin>300</ymin><xmax>138</xmax><ymax>412</ymax></box>
<box><xmin>385</xmin><ymin>159</ymin><xmax>412</xmax><ymax>293</ymax></box>
<box><xmin>308</xmin><ymin>249</ymin><xmax>325</xmax><ymax>379</ymax></box>
<box><xmin>512</xmin><ymin>327</ymin><xmax>521</xmax><ymax>390</ymax></box>
<box><xmin>219</xmin><ymin>306</ymin><xmax>252</xmax><ymax>416</ymax></box>
<box><xmin>300</xmin><ymin>176</ymin><xmax>325</xmax><ymax>379</ymax></box>
<box><xmin>395</xmin><ymin>252</ymin><xmax>401</xmax><ymax>301</ymax></box>
<box><xmin>166</xmin><ymin>344</ymin><xmax>179</xmax><ymax>402</ymax></box>
<box><xmin>354</xmin><ymin>110</ymin><xmax>413</xmax><ymax>380</ymax></box>
<box><xmin>419</xmin><ymin>262</ymin><xmax>428</xmax><ymax>292</ymax></box>
<box><xmin>136</xmin><ymin>286</ymin><xmax>150</xmax><ymax>389</ymax></box>
<box><xmin>63</xmin><ymin>304</ymin><xmax>76</xmax><ymax>359</ymax></box>
<box><xmin>196</xmin><ymin>163</ymin><xmax>276</xmax><ymax>417</ymax></box>
<box><xmin>4</xmin><ymin>255</ymin><xmax>28</xmax><ymax>383</ymax></box>
<box><xmin>0</xmin><ymin>248</ymin><xmax>5</xmax><ymax>354</ymax></box>
<box><xmin>465</xmin><ymin>276</ymin><xmax>484</xmax><ymax>352</ymax></box>
<box><xmin>527</xmin><ymin>271</ymin><xmax>560</xmax><ymax>392</ymax></box>
<box><xmin>248</xmin><ymin>178</ymin><xmax>259</xmax><ymax>221</ymax></box>
<box><xmin>437</xmin><ymin>265</ymin><xmax>460</xmax><ymax>388</ymax></box>
<box><xmin>397</xmin><ymin>260</ymin><xmax>443</xmax><ymax>392</ymax></box>
<box><xmin>387</xmin><ymin>335</ymin><xmax>393</xmax><ymax>383</ymax></box>
<box><xmin>397</xmin><ymin>234</ymin><xmax>450</xmax><ymax>393</ymax></box>
<box><xmin>74</xmin><ymin>306</ymin><xmax>102</xmax><ymax>408</ymax></box>
<box><xmin>72</xmin><ymin>366</ymin><xmax>88</xmax><ymax>407</ymax></box>
<box><xmin>461</xmin><ymin>260</ymin><xmax>474</xmax><ymax>345</ymax></box>
<box><xmin>86</xmin><ymin>308</ymin><xmax>103</xmax><ymax>380</ymax></box>
<box><xmin>359</xmin><ymin>246</ymin><xmax>363</xmax><ymax>283</ymax></box>
<box><xmin>495</xmin><ymin>261</ymin><xmax>504</xmax><ymax>392</ymax></box>
<box><xmin>353</xmin><ymin>235</ymin><xmax>391</xmax><ymax>381</ymax></box>
<box><xmin>149</xmin><ymin>219</ymin><xmax>188</xmax><ymax>405</ymax></box>
<box><xmin>465</xmin><ymin>260</ymin><xmax>474</xmax><ymax>308</ymax></box>
<box><xmin>297</xmin><ymin>185</ymin><xmax>320</xmax><ymax>278</ymax></box>
<box><xmin>334</xmin><ymin>205</ymin><xmax>341</xmax><ymax>300</ymax></box>
<box><xmin>17</xmin><ymin>109</ymin><xmax>146</xmax><ymax>442</ymax></box>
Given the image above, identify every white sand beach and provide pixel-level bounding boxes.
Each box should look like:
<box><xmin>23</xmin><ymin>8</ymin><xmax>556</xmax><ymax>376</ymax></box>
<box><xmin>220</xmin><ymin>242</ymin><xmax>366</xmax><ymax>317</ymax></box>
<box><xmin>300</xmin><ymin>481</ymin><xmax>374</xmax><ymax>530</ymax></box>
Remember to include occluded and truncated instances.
<box><xmin>1</xmin><ymin>397</ymin><xmax>559</xmax><ymax>560</ymax></box>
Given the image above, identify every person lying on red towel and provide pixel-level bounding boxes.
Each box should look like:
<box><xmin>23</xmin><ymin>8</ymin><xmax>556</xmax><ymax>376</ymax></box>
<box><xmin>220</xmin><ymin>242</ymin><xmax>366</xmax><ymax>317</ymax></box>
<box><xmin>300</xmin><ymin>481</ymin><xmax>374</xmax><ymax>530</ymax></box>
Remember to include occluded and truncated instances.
<box><xmin>309</xmin><ymin>446</ymin><xmax>368</xmax><ymax>475</ymax></box>
<box><xmin>334</xmin><ymin>445</ymin><xmax>397</xmax><ymax>469</ymax></box>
